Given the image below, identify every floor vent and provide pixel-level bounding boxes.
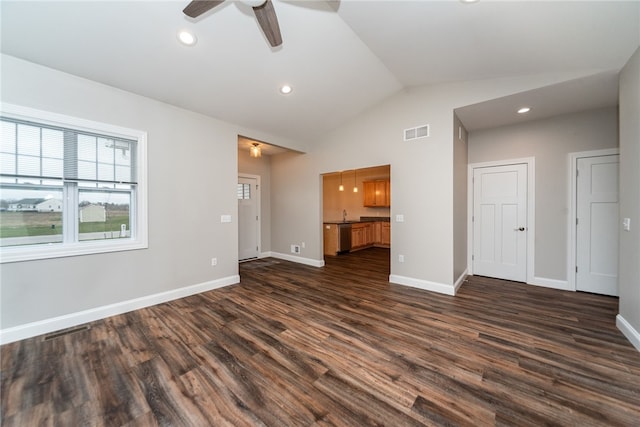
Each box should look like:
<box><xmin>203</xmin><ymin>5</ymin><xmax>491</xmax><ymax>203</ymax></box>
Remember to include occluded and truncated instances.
<box><xmin>404</xmin><ymin>124</ymin><xmax>430</xmax><ymax>141</ymax></box>
<box><xmin>44</xmin><ymin>325</ymin><xmax>90</xmax><ymax>341</ymax></box>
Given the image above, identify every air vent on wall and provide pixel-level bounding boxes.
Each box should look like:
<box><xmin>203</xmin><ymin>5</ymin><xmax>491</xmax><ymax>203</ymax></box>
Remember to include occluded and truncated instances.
<box><xmin>404</xmin><ymin>124</ymin><xmax>430</xmax><ymax>141</ymax></box>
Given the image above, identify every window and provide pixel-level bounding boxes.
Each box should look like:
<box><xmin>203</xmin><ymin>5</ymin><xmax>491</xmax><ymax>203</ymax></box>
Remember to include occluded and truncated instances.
<box><xmin>237</xmin><ymin>183</ymin><xmax>251</xmax><ymax>200</ymax></box>
<box><xmin>0</xmin><ymin>104</ymin><xmax>147</xmax><ymax>262</ymax></box>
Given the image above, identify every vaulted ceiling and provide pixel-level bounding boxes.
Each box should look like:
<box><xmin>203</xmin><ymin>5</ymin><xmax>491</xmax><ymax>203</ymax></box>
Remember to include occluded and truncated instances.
<box><xmin>1</xmin><ymin>1</ymin><xmax>639</xmax><ymax>145</ymax></box>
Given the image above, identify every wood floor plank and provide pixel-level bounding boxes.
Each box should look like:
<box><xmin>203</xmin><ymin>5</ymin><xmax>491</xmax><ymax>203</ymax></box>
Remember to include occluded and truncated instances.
<box><xmin>2</xmin><ymin>248</ymin><xmax>640</xmax><ymax>426</ymax></box>
<box><xmin>179</xmin><ymin>367</ymin><xmax>264</xmax><ymax>427</ymax></box>
<box><xmin>133</xmin><ymin>357</ymin><xmax>209</xmax><ymax>426</ymax></box>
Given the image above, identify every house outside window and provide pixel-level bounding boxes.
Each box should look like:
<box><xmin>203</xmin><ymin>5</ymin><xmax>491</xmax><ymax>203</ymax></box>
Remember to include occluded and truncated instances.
<box><xmin>0</xmin><ymin>104</ymin><xmax>148</xmax><ymax>263</ymax></box>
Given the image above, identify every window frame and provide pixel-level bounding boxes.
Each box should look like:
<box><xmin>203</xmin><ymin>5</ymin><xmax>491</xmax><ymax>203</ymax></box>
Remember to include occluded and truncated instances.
<box><xmin>0</xmin><ymin>103</ymin><xmax>148</xmax><ymax>263</ymax></box>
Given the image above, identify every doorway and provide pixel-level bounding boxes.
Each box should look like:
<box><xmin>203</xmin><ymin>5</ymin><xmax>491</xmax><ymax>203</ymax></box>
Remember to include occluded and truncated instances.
<box><xmin>238</xmin><ymin>175</ymin><xmax>260</xmax><ymax>261</ymax></box>
<box><xmin>570</xmin><ymin>150</ymin><xmax>619</xmax><ymax>296</ymax></box>
<box><xmin>321</xmin><ymin>165</ymin><xmax>391</xmax><ymax>271</ymax></box>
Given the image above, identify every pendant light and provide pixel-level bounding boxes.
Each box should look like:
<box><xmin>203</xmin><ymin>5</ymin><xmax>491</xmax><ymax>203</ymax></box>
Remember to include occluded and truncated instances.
<box><xmin>353</xmin><ymin>169</ymin><xmax>358</xmax><ymax>193</ymax></box>
<box><xmin>339</xmin><ymin>172</ymin><xmax>344</xmax><ymax>191</ymax></box>
<box><xmin>250</xmin><ymin>143</ymin><xmax>261</xmax><ymax>158</ymax></box>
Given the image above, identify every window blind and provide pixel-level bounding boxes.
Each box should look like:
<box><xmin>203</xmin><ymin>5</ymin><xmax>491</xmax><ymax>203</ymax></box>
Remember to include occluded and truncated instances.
<box><xmin>1</xmin><ymin>117</ymin><xmax>137</xmax><ymax>184</ymax></box>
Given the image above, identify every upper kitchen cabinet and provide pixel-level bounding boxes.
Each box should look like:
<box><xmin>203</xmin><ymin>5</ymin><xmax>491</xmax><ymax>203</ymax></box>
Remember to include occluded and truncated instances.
<box><xmin>363</xmin><ymin>179</ymin><xmax>390</xmax><ymax>207</ymax></box>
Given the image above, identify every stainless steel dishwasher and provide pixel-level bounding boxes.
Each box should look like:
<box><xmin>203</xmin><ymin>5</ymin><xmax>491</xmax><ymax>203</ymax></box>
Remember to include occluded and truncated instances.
<box><xmin>337</xmin><ymin>223</ymin><xmax>352</xmax><ymax>254</ymax></box>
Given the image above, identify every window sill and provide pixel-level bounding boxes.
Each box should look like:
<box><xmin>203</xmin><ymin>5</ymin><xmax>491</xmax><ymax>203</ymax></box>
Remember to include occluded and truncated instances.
<box><xmin>0</xmin><ymin>238</ymin><xmax>148</xmax><ymax>263</ymax></box>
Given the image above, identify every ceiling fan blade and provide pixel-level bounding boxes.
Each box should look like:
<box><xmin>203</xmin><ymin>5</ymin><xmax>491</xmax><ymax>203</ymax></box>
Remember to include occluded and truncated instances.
<box><xmin>183</xmin><ymin>0</ymin><xmax>225</xmax><ymax>18</ymax></box>
<box><xmin>253</xmin><ymin>0</ymin><xmax>282</xmax><ymax>47</ymax></box>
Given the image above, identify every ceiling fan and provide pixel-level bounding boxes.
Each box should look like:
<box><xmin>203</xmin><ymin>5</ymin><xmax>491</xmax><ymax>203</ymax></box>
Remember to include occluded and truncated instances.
<box><xmin>183</xmin><ymin>0</ymin><xmax>282</xmax><ymax>47</ymax></box>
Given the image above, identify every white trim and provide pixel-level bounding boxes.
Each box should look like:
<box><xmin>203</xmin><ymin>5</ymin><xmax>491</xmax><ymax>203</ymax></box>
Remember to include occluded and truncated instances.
<box><xmin>530</xmin><ymin>276</ymin><xmax>572</xmax><ymax>291</ymax></box>
<box><xmin>0</xmin><ymin>274</ymin><xmax>239</xmax><ymax>345</ymax></box>
<box><xmin>567</xmin><ymin>148</ymin><xmax>619</xmax><ymax>292</ymax></box>
<box><xmin>453</xmin><ymin>269</ymin><xmax>468</xmax><ymax>293</ymax></box>
<box><xmin>238</xmin><ymin>173</ymin><xmax>261</xmax><ymax>261</ymax></box>
<box><xmin>467</xmin><ymin>157</ymin><xmax>535</xmax><ymax>284</ymax></box>
<box><xmin>389</xmin><ymin>274</ymin><xmax>456</xmax><ymax>296</ymax></box>
<box><xmin>616</xmin><ymin>314</ymin><xmax>640</xmax><ymax>352</ymax></box>
<box><xmin>0</xmin><ymin>102</ymin><xmax>149</xmax><ymax>264</ymax></box>
<box><xmin>269</xmin><ymin>251</ymin><xmax>325</xmax><ymax>267</ymax></box>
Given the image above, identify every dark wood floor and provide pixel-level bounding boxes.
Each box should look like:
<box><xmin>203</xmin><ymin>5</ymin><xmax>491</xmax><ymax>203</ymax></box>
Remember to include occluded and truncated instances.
<box><xmin>2</xmin><ymin>248</ymin><xmax>640</xmax><ymax>426</ymax></box>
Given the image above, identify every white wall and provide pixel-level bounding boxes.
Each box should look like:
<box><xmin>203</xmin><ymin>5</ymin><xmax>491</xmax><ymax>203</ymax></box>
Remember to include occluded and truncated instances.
<box><xmin>238</xmin><ymin>149</ymin><xmax>272</xmax><ymax>253</ymax></box>
<box><xmin>468</xmin><ymin>108</ymin><xmax>619</xmax><ymax>282</ymax></box>
<box><xmin>618</xmin><ymin>47</ymin><xmax>640</xmax><ymax>350</ymax></box>
<box><xmin>270</xmin><ymin>71</ymin><xmax>601</xmax><ymax>293</ymax></box>
<box><xmin>0</xmin><ymin>55</ymin><xmax>246</xmax><ymax>340</ymax></box>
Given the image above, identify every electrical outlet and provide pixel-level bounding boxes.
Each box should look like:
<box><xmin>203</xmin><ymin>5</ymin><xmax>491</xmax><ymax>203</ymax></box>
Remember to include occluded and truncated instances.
<box><xmin>211</xmin><ymin>257</ymin><xmax>217</xmax><ymax>266</ymax></box>
<box><xmin>398</xmin><ymin>254</ymin><xmax>405</xmax><ymax>263</ymax></box>
<box><xmin>291</xmin><ymin>244</ymin><xmax>301</xmax><ymax>254</ymax></box>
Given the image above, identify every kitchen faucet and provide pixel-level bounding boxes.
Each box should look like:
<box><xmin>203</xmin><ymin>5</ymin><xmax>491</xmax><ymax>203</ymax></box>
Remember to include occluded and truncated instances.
<box><xmin>342</xmin><ymin>209</ymin><xmax>347</xmax><ymax>222</ymax></box>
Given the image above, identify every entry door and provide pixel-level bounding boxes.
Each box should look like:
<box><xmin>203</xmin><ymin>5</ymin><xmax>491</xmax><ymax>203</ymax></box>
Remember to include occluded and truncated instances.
<box><xmin>238</xmin><ymin>177</ymin><xmax>259</xmax><ymax>261</ymax></box>
<box><xmin>473</xmin><ymin>164</ymin><xmax>528</xmax><ymax>282</ymax></box>
<box><xmin>576</xmin><ymin>155</ymin><xmax>619</xmax><ymax>296</ymax></box>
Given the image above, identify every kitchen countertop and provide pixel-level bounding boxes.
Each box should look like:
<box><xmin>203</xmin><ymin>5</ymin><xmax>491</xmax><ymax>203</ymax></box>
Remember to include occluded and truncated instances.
<box><xmin>324</xmin><ymin>217</ymin><xmax>390</xmax><ymax>224</ymax></box>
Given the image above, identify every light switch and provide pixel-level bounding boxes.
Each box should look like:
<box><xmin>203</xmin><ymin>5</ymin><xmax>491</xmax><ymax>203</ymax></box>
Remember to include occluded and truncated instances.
<box><xmin>220</xmin><ymin>215</ymin><xmax>232</xmax><ymax>223</ymax></box>
<box><xmin>396</xmin><ymin>214</ymin><xmax>404</xmax><ymax>223</ymax></box>
<box><xmin>623</xmin><ymin>218</ymin><xmax>631</xmax><ymax>231</ymax></box>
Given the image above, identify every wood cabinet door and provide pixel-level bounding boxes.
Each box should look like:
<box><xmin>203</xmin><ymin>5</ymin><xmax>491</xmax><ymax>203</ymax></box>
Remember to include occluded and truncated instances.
<box><xmin>323</xmin><ymin>224</ymin><xmax>339</xmax><ymax>256</ymax></box>
<box><xmin>381</xmin><ymin>223</ymin><xmax>391</xmax><ymax>245</ymax></box>
<box><xmin>363</xmin><ymin>180</ymin><xmax>391</xmax><ymax>207</ymax></box>
<box><xmin>373</xmin><ymin>222</ymin><xmax>382</xmax><ymax>244</ymax></box>
<box><xmin>352</xmin><ymin>226</ymin><xmax>363</xmax><ymax>248</ymax></box>
<box><xmin>363</xmin><ymin>181</ymin><xmax>376</xmax><ymax>206</ymax></box>
<box><xmin>374</xmin><ymin>181</ymin><xmax>386</xmax><ymax>206</ymax></box>
<box><xmin>365</xmin><ymin>223</ymin><xmax>373</xmax><ymax>245</ymax></box>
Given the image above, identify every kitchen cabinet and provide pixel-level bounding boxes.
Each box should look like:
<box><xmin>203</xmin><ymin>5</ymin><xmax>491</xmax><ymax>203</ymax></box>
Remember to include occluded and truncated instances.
<box><xmin>351</xmin><ymin>222</ymin><xmax>373</xmax><ymax>250</ymax></box>
<box><xmin>323</xmin><ymin>224</ymin><xmax>339</xmax><ymax>256</ymax></box>
<box><xmin>363</xmin><ymin>179</ymin><xmax>390</xmax><ymax>207</ymax></box>
<box><xmin>381</xmin><ymin>222</ymin><xmax>391</xmax><ymax>246</ymax></box>
<box><xmin>371</xmin><ymin>221</ymin><xmax>390</xmax><ymax>247</ymax></box>
<box><xmin>351</xmin><ymin>221</ymin><xmax>389</xmax><ymax>251</ymax></box>
<box><xmin>373</xmin><ymin>222</ymin><xmax>382</xmax><ymax>243</ymax></box>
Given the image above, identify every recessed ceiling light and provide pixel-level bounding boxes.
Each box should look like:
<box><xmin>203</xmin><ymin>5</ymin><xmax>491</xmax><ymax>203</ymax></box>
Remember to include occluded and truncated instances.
<box><xmin>517</xmin><ymin>107</ymin><xmax>532</xmax><ymax>114</ymax></box>
<box><xmin>460</xmin><ymin>0</ymin><xmax>479</xmax><ymax>3</ymax></box>
<box><xmin>177</xmin><ymin>30</ymin><xmax>197</xmax><ymax>46</ymax></box>
<box><xmin>280</xmin><ymin>85</ymin><xmax>292</xmax><ymax>95</ymax></box>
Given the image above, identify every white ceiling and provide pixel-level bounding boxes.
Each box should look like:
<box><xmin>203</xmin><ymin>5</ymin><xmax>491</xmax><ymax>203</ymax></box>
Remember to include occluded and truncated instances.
<box><xmin>1</xmin><ymin>1</ymin><xmax>639</xmax><ymax>150</ymax></box>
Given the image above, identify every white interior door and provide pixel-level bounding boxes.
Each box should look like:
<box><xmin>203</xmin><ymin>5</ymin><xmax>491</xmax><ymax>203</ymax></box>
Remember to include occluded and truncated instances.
<box><xmin>576</xmin><ymin>155</ymin><xmax>619</xmax><ymax>296</ymax></box>
<box><xmin>473</xmin><ymin>164</ymin><xmax>528</xmax><ymax>282</ymax></box>
<box><xmin>238</xmin><ymin>176</ymin><xmax>259</xmax><ymax>261</ymax></box>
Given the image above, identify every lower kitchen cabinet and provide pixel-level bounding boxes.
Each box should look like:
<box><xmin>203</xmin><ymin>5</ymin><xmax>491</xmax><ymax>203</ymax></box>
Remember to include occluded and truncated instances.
<box><xmin>381</xmin><ymin>222</ymin><xmax>390</xmax><ymax>246</ymax></box>
<box><xmin>351</xmin><ymin>221</ymin><xmax>389</xmax><ymax>251</ymax></box>
<box><xmin>351</xmin><ymin>222</ymin><xmax>371</xmax><ymax>250</ymax></box>
<box><xmin>323</xmin><ymin>224</ymin><xmax>339</xmax><ymax>256</ymax></box>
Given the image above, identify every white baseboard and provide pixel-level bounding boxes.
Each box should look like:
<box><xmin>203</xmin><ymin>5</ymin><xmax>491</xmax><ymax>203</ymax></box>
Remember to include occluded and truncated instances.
<box><xmin>389</xmin><ymin>274</ymin><xmax>455</xmax><ymax>296</ymax></box>
<box><xmin>529</xmin><ymin>276</ymin><xmax>572</xmax><ymax>291</ymax></box>
<box><xmin>269</xmin><ymin>251</ymin><xmax>325</xmax><ymax>267</ymax></box>
<box><xmin>617</xmin><ymin>314</ymin><xmax>640</xmax><ymax>352</ymax></box>
<box><xmin>454</xmin><ymin>269</ymin><xmax>468</xmax><ymax>294</ymax></box>
<box><xmin>0</xmin><ymin>274</ymin><xmax>240</xmax><ymax>345</ymax></box>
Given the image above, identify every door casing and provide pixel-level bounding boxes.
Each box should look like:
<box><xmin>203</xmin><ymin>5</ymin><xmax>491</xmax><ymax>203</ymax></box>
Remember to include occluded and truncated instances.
<box><xmin>567</xmin><ymin>148</ymin><xmax>619</xmax><ymax>292</ymax></box>
<box><xmin>238</xmin><ymin>173</ymin><xmax>261</xmax><ymax>261</ymax></box>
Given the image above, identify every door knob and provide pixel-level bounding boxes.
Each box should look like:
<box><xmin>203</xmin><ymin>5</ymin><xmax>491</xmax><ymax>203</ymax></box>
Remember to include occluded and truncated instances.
<box><xmin>516</xmin><ymin>227</ymin><xmax>525</xmax><ymax>231</ymax></box>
